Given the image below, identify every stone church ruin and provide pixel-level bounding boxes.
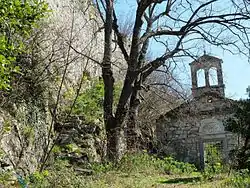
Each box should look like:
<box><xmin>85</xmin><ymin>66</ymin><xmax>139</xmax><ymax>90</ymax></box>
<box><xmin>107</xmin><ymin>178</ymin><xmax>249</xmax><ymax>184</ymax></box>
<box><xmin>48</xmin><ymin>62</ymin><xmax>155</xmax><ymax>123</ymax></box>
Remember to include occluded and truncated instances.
<box><xmin>156</xmin><ymin>55</ymin><xmax>238</xmax><ymax>169</ymax></box>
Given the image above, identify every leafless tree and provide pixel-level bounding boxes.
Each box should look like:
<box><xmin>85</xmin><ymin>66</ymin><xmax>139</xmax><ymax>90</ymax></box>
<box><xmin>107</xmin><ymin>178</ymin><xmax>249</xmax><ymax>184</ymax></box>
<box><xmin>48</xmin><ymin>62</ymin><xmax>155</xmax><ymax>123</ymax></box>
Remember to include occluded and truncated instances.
<box><xmin>95</xmin><ymin>0</ymin><xmax>250</xmax><ymax>160</ymax></box>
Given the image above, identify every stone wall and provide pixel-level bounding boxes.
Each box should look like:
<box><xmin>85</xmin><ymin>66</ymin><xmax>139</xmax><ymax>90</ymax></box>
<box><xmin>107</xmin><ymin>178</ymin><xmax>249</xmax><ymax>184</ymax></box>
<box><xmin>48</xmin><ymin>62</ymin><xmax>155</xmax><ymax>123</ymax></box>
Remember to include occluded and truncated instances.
<box><xmin>0</xmin><ymin>0</ymin><xmax>128</xmax><ymax>177</ymax></box>
<box><xmin>54</xmin><ymin>115</ymin><xmax>106</xmax><ymax>165</ymax></box>
<box><xmin>156</xmin><ymin>94</ymin><xmax>238</xmax><ymax>167</ymax></box>
<box><xmin>0</xmin><ymin>0</ymin><xmax>116</xmax><ymax>176</ymax></box>
<box><xmin>0</xmin><ymin>97</ymin><xmax>50</xmax><ymax>176</ymax></box>
<box><xmin>44</xmin><ymin>0</ymin><xmax>126</xmax><ymax>85</ymax></box>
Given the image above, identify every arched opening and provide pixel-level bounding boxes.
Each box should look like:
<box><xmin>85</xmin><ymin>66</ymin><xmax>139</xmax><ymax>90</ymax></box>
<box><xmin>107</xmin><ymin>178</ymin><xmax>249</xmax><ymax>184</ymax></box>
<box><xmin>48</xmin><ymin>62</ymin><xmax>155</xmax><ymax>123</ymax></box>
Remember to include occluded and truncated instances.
<box><xmin>197</xmin><ymin>69</ymin><xmax>205</xmax><ymax>87</ymax></box>
<box><xmin>209</xmin><ymin>67</ymin><xmax>218</xmax><ymax>86</ymax></box>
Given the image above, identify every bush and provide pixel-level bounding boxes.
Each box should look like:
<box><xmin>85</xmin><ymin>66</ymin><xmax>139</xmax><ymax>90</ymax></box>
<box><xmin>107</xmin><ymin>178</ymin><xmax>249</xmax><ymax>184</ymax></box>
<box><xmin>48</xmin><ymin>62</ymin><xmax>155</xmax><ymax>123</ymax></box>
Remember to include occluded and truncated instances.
<box><xmin>116</xmin><ymin>152</ymin><xmax>162</xmax><ymax>173</ymax></box>
<box><xmin>0</xmin><ymin>0</ymin><xmax>50</xmax><ymax>89</ymax></box>
<box><xmin>202</xmin><ymin>143</ymin><xmax>224</xmax><ymax>180</ymax></box>
<box><xmin>28</xmin><ymin>160</ymin><xmax>88</xmax><ymax>188</ymax></box>
<box><xmin>93</xmin><ymin>152</ymin><xmax>197</xmax><ymax>175</ymax></box>
<box><xmin>225</xmin><ymin>99</ymin><xmax>250</xmax><ymax>170</ymax></box>
<box><xmin>0</xmin><ymin>171</ymin><xmax>13</xmax><ymax>186</ymax></box>
<box><xmin>162</xmin><ymin>157</ymin><xmax>197</xmax><ymax>175</ymax></box>
<box><xmin>90</xmin><ymin>162</ymin><xmax>114</xmax><ymax>174</ymax></box>
<box><xmin>224</xmin><ymin>169</ymin><xmax>250</xmax><ymax>188</ymax></box>
<box><xmin>67</xmin><ymin>79</ymin><xmax>122</xmax><ymax>123</ymax></box>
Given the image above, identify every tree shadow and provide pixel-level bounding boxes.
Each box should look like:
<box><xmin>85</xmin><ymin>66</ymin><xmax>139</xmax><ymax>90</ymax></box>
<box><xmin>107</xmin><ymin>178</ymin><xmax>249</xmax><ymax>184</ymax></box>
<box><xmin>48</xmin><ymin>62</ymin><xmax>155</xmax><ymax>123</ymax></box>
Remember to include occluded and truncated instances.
<box><xmin>160</xmin><ymin>176</ymin><xmax>201</xmax><ymax>184</ymax></box>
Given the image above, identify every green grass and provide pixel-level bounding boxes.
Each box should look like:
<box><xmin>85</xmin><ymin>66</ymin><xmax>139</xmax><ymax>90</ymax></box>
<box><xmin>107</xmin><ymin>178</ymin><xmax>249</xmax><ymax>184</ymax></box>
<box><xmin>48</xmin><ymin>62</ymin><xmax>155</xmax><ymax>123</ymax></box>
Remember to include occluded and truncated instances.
<box><xmin>3</xmin><ymin>153</ymin><xmax>249</xmax><ymax>188</ymax></box>
<box><xmin>82</xmin><ymin>171</ymin><xmax>226</xmax><ymax>188</ymax></box>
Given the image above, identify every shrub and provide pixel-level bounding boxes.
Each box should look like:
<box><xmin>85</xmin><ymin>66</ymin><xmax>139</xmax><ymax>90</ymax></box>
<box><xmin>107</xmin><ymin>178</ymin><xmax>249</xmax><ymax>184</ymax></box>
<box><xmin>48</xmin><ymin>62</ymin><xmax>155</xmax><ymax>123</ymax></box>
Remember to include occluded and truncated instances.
<box><xmin>162</xmin><ymin>157</ymin><xmax>197</xmax><ymax>175</ymax></box>
<box><xmin>28</xmin><ymin>170</ymin><xmax>50</xmax><ymax>186</ymax></box>
<box><xmin>116</xmin><ymin>152</ymin><xmax>161</xmax><ymax>173</ymax></box>
<box><xmin>28</xmin><ymin>160</ymin><xmax>87</xmax><ymax>188</ymax></box>
<box><xmin>0</xmin><ymin>0</ymin><xmax>50</xmax><ymax>89</ymax></box>
<box><xmin>90</xmin><ymin>162</ymin><xmax>114</xmax><ymax>174</ymax></box>
<box><xmin>224</xmin><ymin>169</ymin><xmax>250</xmax><ymax>188</ymax></box>
<box><xmin>0</xmin><ymin>171</ymin><xmax>13</xmax><ymax>186</ymax></box>
<box><xmin>68</xmin><ymin>79</ymin><xmax>122</xmax><ymax>123</ymax></box>
<box><xmin>225</xmin><ymin>99</ymin><xmax>250</xmax><ymax>170</ymax></box>
<box><xmin>202</xmin><ymin>143</ymin><xmax>224</xmax><ymax>180</ymax></box>
<box><xmin>94</xmin><ymin>152</ymin><xmax>198</xmax><ymax>175</ymax></box>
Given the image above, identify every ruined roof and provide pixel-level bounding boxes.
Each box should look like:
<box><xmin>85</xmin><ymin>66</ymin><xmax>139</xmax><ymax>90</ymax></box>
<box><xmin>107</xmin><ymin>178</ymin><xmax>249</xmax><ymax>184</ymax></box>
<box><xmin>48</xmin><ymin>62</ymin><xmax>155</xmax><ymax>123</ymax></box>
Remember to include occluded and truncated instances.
<box><xmin>157</xmin><ymin>92</ymin><xmax>236</xmax><ymax>121</ymax></box>
<box><xmin>189</xmin><ymin>54</ymin><xmax>222</xmax><ymax>65</ymax></box>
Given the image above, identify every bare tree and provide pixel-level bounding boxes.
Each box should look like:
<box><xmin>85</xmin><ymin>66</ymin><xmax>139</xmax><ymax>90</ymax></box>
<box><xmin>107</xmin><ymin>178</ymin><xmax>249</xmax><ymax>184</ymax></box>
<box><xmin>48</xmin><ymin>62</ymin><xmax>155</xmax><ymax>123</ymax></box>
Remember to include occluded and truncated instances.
<box><xmin>96</xmin><ymin>0</ymin><xmax>250</xmax><ymax>160</ymax></box>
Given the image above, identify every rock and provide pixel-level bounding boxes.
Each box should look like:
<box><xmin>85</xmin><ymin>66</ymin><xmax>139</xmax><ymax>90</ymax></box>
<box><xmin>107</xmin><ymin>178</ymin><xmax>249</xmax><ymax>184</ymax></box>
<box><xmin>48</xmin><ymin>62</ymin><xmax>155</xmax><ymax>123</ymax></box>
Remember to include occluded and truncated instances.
<box><xmin>74</xmin><ymin>168</ymin><xmax>93</xmax><ymax>175</ymax></box>
<box><xmin>79</xmin><ymin>124</ymin><xmax>97</xmax><ymax>134</ymax></box>
<box><xmin>55</xmin><ymin>115</ymin><xmax>105</xmax><ymax>165</ymax></box>
<box><xmin>0</xmin><ymin>99</ymin><xmax>51</xmax><ymax>176</ymax></box>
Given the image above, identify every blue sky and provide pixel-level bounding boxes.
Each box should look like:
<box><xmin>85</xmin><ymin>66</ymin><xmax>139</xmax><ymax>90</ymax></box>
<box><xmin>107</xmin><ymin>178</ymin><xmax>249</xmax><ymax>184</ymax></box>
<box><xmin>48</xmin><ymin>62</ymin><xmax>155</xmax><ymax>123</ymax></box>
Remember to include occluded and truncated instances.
<box><xmin>115</xmin><ymin>0</ymin><xmax>250</xmax><ymax>100</ymax></box>
<box><xmin>218</xmin><ymin>52</ymin><xmax>249</xmax><ymax>99</ymax></box>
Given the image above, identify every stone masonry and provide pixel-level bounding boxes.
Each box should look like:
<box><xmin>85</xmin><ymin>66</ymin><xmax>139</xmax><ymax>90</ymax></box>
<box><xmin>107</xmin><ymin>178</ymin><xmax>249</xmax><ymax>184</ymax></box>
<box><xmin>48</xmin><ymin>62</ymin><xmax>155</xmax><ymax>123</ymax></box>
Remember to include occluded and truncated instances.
<box><xmin>156</xmin><ymin>54</ymin><xmax>238</xmax><ymax>168</ymax></box>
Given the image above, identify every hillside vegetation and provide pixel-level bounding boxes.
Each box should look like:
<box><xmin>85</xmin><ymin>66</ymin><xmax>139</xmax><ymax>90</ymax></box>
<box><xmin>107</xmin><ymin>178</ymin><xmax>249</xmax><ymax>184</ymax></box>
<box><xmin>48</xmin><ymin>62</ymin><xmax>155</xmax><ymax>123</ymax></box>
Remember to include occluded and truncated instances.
<box><xmin>0</xmin><ymin>0</ymin><xmax>250</xmax><ymax>188</ymax></box>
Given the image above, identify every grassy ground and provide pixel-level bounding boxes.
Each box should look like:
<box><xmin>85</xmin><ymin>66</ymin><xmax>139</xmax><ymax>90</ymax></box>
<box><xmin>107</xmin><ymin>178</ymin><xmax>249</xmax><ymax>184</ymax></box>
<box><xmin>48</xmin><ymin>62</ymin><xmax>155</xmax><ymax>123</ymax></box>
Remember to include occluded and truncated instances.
<box><xmin>2</xmin><ymin>171</ymin><xmax>229</xmax><ymax>188</ymax></box>
<box><xmin>1</xmin><ymin>153</ymin><xmax>247</xmax><ymax>187</ymax></box>
<box><xmin>83</xmin><ymin>171</ymin><xmax>227</xmax><ymax>188</ymax></box>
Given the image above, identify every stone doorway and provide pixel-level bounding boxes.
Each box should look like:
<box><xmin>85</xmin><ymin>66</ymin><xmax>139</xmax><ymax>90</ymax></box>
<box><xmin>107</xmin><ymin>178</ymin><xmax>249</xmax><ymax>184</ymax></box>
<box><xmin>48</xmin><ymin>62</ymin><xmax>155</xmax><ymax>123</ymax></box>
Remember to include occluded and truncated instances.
<box><xmin>199</xmin><ymin>137</ymin><xmax>228</xmax><ymax>170</ymax></box>
<box><xmin>204</xmin><ymin>141</ymin><xmax>223</xmax><ymax>170</ymax></box>
<box><xmin>198</xmin><ymin>118</ymin><xmax>228</xmax><ymax>169</ymax></box>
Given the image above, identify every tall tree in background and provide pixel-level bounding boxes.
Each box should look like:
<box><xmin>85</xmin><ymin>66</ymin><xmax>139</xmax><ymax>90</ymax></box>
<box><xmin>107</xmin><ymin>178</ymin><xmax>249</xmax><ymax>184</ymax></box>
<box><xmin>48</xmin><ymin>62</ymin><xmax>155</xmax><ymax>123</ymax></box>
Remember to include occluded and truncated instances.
<box><xmin>226</xmin><ymin>99</ymin><xmax>250</xmax><ymax>169</ymax></box>
<box><xmin>97</xmin><ymin>0</ymin><xmax>250</xmax><ymax>160</ymax></box>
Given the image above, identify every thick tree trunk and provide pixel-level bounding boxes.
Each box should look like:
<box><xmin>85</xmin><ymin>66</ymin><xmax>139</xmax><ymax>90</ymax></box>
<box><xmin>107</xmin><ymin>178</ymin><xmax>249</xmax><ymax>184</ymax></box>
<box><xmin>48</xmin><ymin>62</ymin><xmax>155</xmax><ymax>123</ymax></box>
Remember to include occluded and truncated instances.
<box><xmin>106</xmin><ymin>118</ymin><xmax>127</xmax><ymax>161</ymax></box>
<box><xmin>126</xmin><ymin>16</ymin><xmax>152</xmax><ymax>151</ymax></box>
<box><xmin>105</xmin><ymin>119</ymin><xmax>116</xmax><ymax>160</ymax></box>
<box><xmin>102</xmin><ymin>0</ymin><xmax>133</xmax><ymax>161</ymax></box>
<box><xmin>127</xmin><ymin>89</ymin><xmax>141</xmax><ymax>151</ymax></box>
<box><xmin>102</xmin><ymin>0</ymin><xmax>118</xmax><ymax>161</ymax></box>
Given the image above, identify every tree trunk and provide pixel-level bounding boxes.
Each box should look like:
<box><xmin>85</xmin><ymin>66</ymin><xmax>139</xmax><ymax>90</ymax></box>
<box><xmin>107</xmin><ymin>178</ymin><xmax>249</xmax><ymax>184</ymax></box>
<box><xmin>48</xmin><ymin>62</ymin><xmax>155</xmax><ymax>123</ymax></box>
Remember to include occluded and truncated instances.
<box><xmin>106</xmin><ymin>118</ymin><xmax>127</xmax><ymax>161</ymax></box>
<box><xmin>102</xmin><ymin>0</ymin><xmax>132</xmax><ymax>161</ymax></box>
<box><xmin>238</xmin><ymin>136</ymin><xmax>250</xmax><ymax>169</ymax></box>
<box><xmin>102</xmin><ymin>0</ymin><xmax>117</xmax><ymax>161</ymax></box>
<box><xmin>105</xmin><ymin>119</ymin><xmax>116</xmax><ymax>161</ymax></box>
<box><xmin>127</xmin><ymin>89</ymin><xmax>141</xmax><ymax>151</ymax></box>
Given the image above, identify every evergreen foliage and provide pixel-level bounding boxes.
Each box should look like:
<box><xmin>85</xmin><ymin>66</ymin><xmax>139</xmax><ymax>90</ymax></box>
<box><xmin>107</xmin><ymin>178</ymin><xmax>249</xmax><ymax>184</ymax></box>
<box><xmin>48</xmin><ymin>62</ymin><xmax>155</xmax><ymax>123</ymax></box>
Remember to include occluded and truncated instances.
<box><xmin>71</xmin><ymin>79</ymin><xmax>122</xmax><ymax>122</ymax></box>
<box><xmin>0</xmin><ymin>0</ymin><xmax>49</xmax><ymax>89</ymax></box>
<box><xmin>226</xmin><ymin>99</ymin><xmax>250</xmax><ymax>169</ymax></box>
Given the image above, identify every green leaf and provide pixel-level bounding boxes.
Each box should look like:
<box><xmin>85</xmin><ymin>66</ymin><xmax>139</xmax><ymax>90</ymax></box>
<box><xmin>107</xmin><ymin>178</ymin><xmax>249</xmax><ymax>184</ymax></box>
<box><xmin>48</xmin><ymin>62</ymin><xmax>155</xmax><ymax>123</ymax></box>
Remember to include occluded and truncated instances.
<box><xmin>0</xmin><ymin>0</ymin><xmax>50</xmax><ymax>90</ymax></box>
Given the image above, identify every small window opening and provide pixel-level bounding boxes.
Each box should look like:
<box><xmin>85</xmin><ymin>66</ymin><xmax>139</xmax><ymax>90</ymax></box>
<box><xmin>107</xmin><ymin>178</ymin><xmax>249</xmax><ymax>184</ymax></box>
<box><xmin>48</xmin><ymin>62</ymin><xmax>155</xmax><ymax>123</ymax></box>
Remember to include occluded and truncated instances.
<box><xmin>197</xmin><ymin>69</ymin><xmax>205</xmax><ymax>87</ymax></box>
<box><xmin>209</xmin><ymin>67</ymin><xmax>218</xmax><ymax>86</ymax></box>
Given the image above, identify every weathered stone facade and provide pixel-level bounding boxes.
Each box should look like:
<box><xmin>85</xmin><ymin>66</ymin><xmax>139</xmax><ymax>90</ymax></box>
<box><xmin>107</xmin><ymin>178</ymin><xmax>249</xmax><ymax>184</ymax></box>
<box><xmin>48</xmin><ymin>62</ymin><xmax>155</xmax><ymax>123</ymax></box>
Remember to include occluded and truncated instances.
<box><xmin>156</xmin><ymin>55</ymin><xmax>238</xmax><ymax>168</ymax></box>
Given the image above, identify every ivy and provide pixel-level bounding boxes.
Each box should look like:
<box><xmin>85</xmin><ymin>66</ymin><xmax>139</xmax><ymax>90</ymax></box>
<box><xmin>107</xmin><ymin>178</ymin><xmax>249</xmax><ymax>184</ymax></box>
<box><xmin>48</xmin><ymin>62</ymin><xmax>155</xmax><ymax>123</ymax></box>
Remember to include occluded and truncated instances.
<box><xmin>0</xmin><ymin>0</ymin><xmax>50</xmax><ymax>90</ymax></box>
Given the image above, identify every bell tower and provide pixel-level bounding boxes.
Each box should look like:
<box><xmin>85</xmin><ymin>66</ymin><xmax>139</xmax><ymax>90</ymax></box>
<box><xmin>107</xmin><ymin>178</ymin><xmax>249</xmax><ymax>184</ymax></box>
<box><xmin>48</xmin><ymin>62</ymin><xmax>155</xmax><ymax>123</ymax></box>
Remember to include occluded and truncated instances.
<box><xmin>189</xmin><ymin>54</ymin><xmax>225</xmax><ymax>98</ymax></box>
